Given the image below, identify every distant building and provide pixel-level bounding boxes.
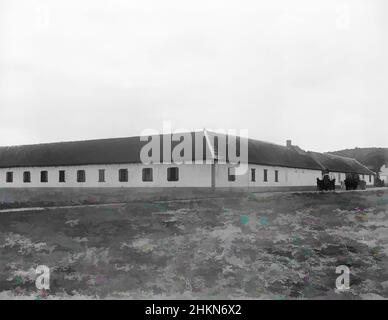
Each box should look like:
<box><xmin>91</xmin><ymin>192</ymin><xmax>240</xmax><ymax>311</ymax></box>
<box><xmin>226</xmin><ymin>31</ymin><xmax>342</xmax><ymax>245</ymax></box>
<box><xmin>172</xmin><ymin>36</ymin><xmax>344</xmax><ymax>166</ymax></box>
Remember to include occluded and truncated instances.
<box><xmin>379</xmin><ymin>165</ymin><xmax>388</xmax><ymax>184</ymax></box>
<box><xmin>0</xmin><ymin>130</ymin><xmax>375</xmax><ymax>191</ymax></box>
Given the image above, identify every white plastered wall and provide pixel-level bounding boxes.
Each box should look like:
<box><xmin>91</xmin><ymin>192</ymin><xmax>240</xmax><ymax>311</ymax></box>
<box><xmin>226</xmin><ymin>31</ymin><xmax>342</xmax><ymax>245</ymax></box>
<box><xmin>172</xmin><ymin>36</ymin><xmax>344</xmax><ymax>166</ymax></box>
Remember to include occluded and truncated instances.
<box><xmin>215</xmin><ymin>163</ymin><xmax>323</xmax><ymax>188</ymax></box>
<box><xmin>0</xmin><ymin>163</ymin><xmax>212</xmax><ymax>188</ymax></box>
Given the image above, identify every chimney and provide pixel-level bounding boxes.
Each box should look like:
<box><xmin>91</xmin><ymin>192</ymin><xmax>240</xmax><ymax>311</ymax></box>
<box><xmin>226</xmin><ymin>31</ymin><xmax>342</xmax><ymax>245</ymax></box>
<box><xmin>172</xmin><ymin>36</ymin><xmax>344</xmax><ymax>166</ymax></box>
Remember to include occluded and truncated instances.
<box><xmin>286</xmin><ymin>140</ymin><xmax>292</xmax><ymax>147</ymax></box>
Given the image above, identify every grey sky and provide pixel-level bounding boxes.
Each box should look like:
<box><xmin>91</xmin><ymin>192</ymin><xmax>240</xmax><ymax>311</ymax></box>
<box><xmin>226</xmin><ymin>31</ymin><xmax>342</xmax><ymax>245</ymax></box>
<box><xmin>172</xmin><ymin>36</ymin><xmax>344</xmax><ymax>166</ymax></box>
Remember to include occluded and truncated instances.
<box><xmin>0</xmin><ymin>0</ymin><xmax>387</xmax><ymax>152</ymax></box>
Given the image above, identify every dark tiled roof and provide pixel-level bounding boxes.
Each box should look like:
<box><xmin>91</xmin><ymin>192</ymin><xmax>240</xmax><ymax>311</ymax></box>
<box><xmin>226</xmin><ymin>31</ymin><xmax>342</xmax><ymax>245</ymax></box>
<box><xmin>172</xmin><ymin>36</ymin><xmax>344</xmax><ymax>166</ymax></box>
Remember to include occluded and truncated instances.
<box><xmin>246</xmin><ymin>139</ymin><xmax>323</xmax><ymax>170</ymax></box>
<box><xmin>0</xmin><ymin>137</ymin><xmax>143</xmax><ymax>168</ymax></box>
<box><xmin>0</xmin><ymin>130</ymin><xmax>375</xmax><ymax>175</ymax></box>
<box><xmin>0</xmin><ymin>132</ymin><xmax>207</xmax><ymax>168</ymax></box>
<box><xmin>309</xmin><ymin>152</ymin><xmax>375</xmax><ymax>175</ymax></box>
<box><xmin>205</xmin><ymin>131</ymin><xmax>374</xmax><ymax>174</ymax></box>
<box><xmin>205</xmin><ymin>131</ymin><xmax>322</xmax><ymax>170</ymax></box>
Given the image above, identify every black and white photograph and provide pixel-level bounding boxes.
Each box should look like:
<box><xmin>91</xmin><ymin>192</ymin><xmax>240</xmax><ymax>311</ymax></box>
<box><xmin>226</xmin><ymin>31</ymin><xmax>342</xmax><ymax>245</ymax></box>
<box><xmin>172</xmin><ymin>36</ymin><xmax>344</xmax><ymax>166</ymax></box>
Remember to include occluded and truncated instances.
<box><xmin>0</xmin><ymin>0</ymin><xmax>388</xmax><ymax>309</ymax></box>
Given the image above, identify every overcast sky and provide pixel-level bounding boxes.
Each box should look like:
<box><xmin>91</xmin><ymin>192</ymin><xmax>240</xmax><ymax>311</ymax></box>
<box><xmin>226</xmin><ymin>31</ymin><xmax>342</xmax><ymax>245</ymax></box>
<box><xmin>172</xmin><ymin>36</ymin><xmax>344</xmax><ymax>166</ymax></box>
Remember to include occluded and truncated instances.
<box><xmin>0</xmin><ymin>0</ymin><xmax>387</xmax><ymax>152</ymax></box>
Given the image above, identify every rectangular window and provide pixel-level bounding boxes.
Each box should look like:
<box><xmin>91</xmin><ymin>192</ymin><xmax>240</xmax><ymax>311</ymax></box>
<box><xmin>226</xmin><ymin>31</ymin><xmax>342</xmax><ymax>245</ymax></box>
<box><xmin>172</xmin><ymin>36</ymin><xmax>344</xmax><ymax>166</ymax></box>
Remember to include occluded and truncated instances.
<box><xmin>228</xmin><ymin>167</ymin><xmax>236</xmax><ymax>182</ymax></box>
<box><xmin>338</xmin><ymin>173</ymin><xmax>341</xmax><ymax>182</ymax></box>
<box><xmin>40</xmin><ymin>171</ymin><xmax>48</xmax><ymax>183</ymax></box>
<box><xmin>6</xmin><ymin>172</ymin><xmax>13</xmax><ymax>183</ymax></box>
<box><xmin>362</xmin><ymin>174</ymin><xmax>365</xmax><ymax>180</ymax></box>
<box><xmin>23</xmin><ymin>171</ymin><xmax>31</xmax><ymax>183</ymax></box>
<box><xmin>264</xmin><ymin>169</ymin><xmax>268</xmax><ymax>182</ymax></box>
<box><xmin>369</xmin><ymin>175</ymin><xmax>372</xmax><ymax>182</ymax></box>
<box><xmin>167</xmin><ymin>167</ymin><xmax>179</xmax><ymax>181</ymax></box>
<box><xmin>275</xmin><ymin>170</ymin><xmax>279</xmax><ymax>182</ymax></box>
<box><xmin>59</xmin><ymin>170</ymin><xmax>66</xmax><ymax>183</ymax></box>
<box><xmin>142</xmin><ymin>168</ymin><xmax>153</xmax><ymax>182</ymax></box>
<box><xmin>119</xmin><ymin>169</ymin><xmax>128</xmax><ymax>182</ymax></box>
<box><xmin>77</xmin><ymin>170</ymin><xmax>86</xmax><ymax>183</ymax></box>
<box><xmin>251</xmin><ymin>168</ymin><xmax>256</xmax><ymax>182</ymax></box>
<box><xmin>98</xmin><ymin>169</ymin><xmax>105</xmax><ymax>182</ymax></box>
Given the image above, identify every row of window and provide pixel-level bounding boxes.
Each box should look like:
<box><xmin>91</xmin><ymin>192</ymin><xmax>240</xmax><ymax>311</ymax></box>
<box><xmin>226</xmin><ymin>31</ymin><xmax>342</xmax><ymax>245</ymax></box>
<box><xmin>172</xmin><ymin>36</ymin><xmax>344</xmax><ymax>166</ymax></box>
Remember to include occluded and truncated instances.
<box><xmin>2</xmin><ymin>167</ymin><xmax>372</xmax><ymax>184</ymax></box>
<box><xmin>228</xmin><ymin>168</ymin><xmax>279</xmax><ymax>182</ymax></box>
<box><xmin>4</xmin><ymin>168</ymin><xmax>180</xmax><ymax>183</ymax></box>
<box><xmin>229</xmin><ymin>169</ymin><xmax>370</xmax><ymax>183</ymax></box>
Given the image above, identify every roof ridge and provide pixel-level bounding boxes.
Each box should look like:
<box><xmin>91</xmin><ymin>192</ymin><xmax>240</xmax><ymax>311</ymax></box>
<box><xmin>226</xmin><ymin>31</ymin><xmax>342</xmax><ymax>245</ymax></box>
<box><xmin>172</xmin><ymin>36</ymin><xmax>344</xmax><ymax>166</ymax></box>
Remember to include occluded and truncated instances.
<box><xmin>0</xmin><ymin>136</ymin><xmax>142</xmax><ymax>149</ymax></box>
<box><xmin>205</xmin><ymin>130</ymin><xmax>294</xmax><ymax>150</ymax></box>
<box><xmin>323</xmin><ymin>152</ymin><xmax>360</xmax><ymax>161</ymax></box>
<box><xmin>0</xmin><ymin>131</ymin><xmax>206</xmax><ymax>149</ymax></box>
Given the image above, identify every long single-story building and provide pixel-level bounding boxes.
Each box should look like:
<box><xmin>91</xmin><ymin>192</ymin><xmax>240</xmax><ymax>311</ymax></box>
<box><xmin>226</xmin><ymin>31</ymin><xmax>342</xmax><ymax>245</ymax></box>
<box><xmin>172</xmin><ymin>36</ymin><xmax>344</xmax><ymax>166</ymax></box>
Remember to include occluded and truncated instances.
<box><xmin>0</xmin><ymin>130</ymin><xmax>375</xmax><ymax>191</ymax></box>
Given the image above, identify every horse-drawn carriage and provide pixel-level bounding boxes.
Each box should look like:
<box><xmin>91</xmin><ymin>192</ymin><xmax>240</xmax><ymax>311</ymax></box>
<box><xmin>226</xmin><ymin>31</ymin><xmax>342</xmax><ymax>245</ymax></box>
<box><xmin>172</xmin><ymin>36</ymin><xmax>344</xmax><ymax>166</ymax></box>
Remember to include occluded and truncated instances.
<box><xmin>375</xmin><ymin>177</ymin><xmax>385</xmax><ymax>188</ymax></box>
<box><xmin>344</xmin><ymin>173</ymin><xmax>366</xmax><ymax>190</ymax></box>
<box><xmin>317</xmin><ymin>175</ymin><xmax>335</xmax><ymax>191</ymax></box>
<box><xmin>317</xmin><ymin>172</ymin><xmax>367</xmax><ymax>191</ymax></box>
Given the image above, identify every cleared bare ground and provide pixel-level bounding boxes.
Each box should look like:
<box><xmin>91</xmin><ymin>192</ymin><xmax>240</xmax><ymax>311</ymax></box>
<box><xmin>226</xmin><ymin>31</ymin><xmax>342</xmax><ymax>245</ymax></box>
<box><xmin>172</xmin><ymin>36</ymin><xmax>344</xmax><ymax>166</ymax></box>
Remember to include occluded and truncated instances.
<box><xmin>1</xmin><ymin>189</ymin><xmax>388</xmax><ymax>299</ymax></box>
